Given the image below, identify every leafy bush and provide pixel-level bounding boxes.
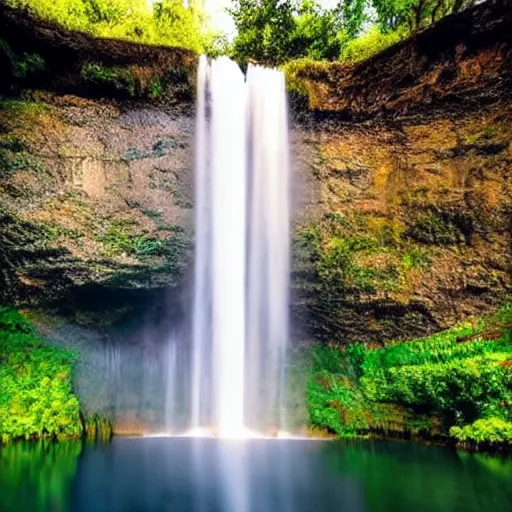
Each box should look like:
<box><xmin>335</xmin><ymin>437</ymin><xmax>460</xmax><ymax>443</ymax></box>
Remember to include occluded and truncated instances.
<box><xmin>307</xmin><ymin>304</ymin><xmax>512</xmax><ymax>447</ymax></box>
<box><xmin>450</xmin><ymin>418</ymin><xmax>512</xmax><ymax>445</ymax></box>
<box><xmin>341</xmin><ymin>26</ymin><xmax>405</xmax><ymax>62</ymax></box>
<box><xmin>0</xmin><ymin>308</ymin><xmax>83</xmax><ymax>443</ymax></box>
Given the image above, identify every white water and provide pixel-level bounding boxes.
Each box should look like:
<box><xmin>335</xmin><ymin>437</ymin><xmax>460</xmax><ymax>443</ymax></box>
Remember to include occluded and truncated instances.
<box><xmin>191</xmin><ymin>56</ymin><xmax>290</xmax><ymax>436</ymax></box>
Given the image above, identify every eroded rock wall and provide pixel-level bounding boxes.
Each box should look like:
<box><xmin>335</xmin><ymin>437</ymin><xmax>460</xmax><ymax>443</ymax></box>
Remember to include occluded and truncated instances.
<box><xmin>0</xmin><ymin>92</ymin><xmax>194</xmax><ymax>316</ymax></box>
<box><xmin>292</xmin><ymin>106</ymin><xmax>512</xmax><ymax>343</ymax></box>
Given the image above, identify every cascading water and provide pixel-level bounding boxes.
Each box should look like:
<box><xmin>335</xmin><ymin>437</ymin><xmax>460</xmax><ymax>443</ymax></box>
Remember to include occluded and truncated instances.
<box><xmin>191</xmin><ymin>56</ymin><xmax>290</xmax><ymax>437</ymax></box>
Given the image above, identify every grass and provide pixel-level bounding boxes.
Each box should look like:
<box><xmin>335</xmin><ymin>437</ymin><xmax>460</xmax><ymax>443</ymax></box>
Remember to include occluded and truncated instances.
<box><xmin>307</xmin><ymin>303</ymin><xmax>512</xmax><ymax>449</ymax></box>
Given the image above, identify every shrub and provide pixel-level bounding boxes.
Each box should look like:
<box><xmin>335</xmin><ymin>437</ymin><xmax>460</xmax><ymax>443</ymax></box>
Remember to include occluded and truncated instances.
<box><xmin>450</xmin><ymin>418</ymin><xmax>512</xmax><ymax>445</ymax></box>
<box><xmin>341</xmin><ymin>26</ymin><xmax>406</xmax><ymax>62</ymax></box>
<box><xmin>0</xmin><ymin>308</ymin><xmax>83</xmax><ymax>443</ymax></box>
<box><xmin>307</xmin><ymin>304</ymin><xmax>512</xmax><ymax>447</ymax></box>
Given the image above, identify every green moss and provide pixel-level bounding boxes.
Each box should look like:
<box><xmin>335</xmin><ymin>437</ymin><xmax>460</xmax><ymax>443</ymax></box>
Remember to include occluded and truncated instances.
<box><xmin>148</xmin><ymin>79</ymin><xmax>163</xmax><ymax>99</ymax></box>
<box><xmin>0</xmin><ymin>147</ymin><xmax>48</xmax><ymax>179</ymax></box>
<box><xmin>0</xmin><ymin>99</ymin><xmax>51</xmax><ymax>115</ymax></box>
<box><xmin>0</xmin><ymin>134</ymin><xmax>25</xmax><ymax>152</ymax></box>
<box><xmin>80</xmin><ymin>64</ymin><xmax>179</xmax><ymax>100</ymax></box>
<box><xmin>297</xmin><ymin>213</ymin><xmax>405</xmax><ymax>300</ymax></box>
<box><xmin>402</xmin><ymin>247</ymin><xmax>431</xmax><ymax>271</ymax></box>
<box><xmin>0</xmin><ymin>308</ymin><xmax>83</xmax><ymax>444</ymax></box>
<box><xmin>463</xmin><ymin>125</ymin><xmax>500</xmax><ymax>145</ymax></box>
<box><xmin>405</xmin><ymin>209</ymin><xmax>472</xmax><ymax>245</ymax></box>
<box><xmin>101</xmin><ymin>220</ymin><xmax>191</xmax><ymax>276</ymax></box>
<box><xmin>307</xmin><ymin>304</ymin><xmax>512</xmax><ymax>448</ymax></box>
<box><xmin>282</xmin><ymin>58</ymin><xmax>315</xmax><ymax>97</ymax></box>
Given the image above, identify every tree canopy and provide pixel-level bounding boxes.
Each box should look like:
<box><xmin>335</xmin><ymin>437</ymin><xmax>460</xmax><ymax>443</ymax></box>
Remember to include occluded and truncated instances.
<box><xmin>229</xmin><ymin>0</ymin><xmax>482</xmax><ymax>65</ymax></box>
<box><xmin>5</xmin><ymin>0</ymin><xmax>484</xmax><ymax>63</ymax></box>
<box><xmin>6</xmin><ymin>0</ymin><xmax>213</xmax><ymax>53</ymax></box>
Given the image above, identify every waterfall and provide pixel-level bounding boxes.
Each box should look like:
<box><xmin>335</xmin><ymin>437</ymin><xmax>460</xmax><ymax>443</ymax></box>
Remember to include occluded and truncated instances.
<box><xmin>191</xmin><ymin>56</ymin><xmax>290</xmax><ymax>437</ymax></box>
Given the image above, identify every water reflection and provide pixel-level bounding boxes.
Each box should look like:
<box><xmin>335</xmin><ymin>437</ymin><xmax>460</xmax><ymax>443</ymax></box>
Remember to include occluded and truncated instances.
<box><xmin>1</xmin><ymin>438</ymin><xmax>512</xmax><ymax>512</ymax></box>
<box><xmin>0</xmin><ymin>441</ymin><xmax>82</xmax><ymax>512</ymax></box>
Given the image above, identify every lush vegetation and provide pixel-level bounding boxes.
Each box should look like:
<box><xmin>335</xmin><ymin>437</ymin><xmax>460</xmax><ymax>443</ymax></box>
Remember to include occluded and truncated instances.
<box><xmin>308</xmin><ymin>304</ymin><xmax>512</xmax><ymax>448</ymax></box>
<box><xmin>0</xmin><ymin>308</ymin><xmax>83</xmax><ymax>443</ymax></box>
<box><xmin>5</xmin><ymin>0</ymin><xmax>483</xmax><ymax>65</ymax></box>
<box><xmin>6</xmin><ymin>0</ymin><xmax>216</xmax><ymax>53</ymax></box>
<box><xmin>230</xmin><ymin>0</ymin><xmax>481</xmax><ymax>65</ymax></box>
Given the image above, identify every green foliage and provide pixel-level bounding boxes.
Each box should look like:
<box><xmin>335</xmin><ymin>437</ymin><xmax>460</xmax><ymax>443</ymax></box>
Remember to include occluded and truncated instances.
<box><xmin>81</xmin><ymin>63</ymin><xmax>137</xmax><ymax>96</ymax></box>
<box><xmin>341</xmin><ymin>25</ymin><xmax>406</xmax><ymax>62</ymax></box>
<box><xmin>7</xmin><ymin>0</ymin><xmax>211</xmax><ymax>53</ymax></box>
<box><xmin>450</xmin><ymin>418</ymin><xmax>512</xmax><ymax>445</ymax></box>
<box><xmin>298</xmin><ymin>213</ymin><xmax>411</xmax><ymax>303</ymax></box>
<box><xmin>0</xmin><ymin>142</ymin><xmax>48</xmax><ymax>179</ymax></box>
<box><xmin>230</xmin><ymin>0</ymin><xmax>479</xmax><ymax>65</ymax></box>
<box><xmin>101</xmin><ymin>220</ymin><xmax>157</xmax><ymax>257</ymax></box>
<box><xmin>0</xmin><ymin>134</ymin><xmax>25</xmax><ymax>152</ymax></box>
<box><xmin>229</xmin><ymin>0</ymin><xmax>297</xmax><ymax>65</ymax></box>
<box><xmin>0</xmin><ymin>308</ymin><xmax>83</xmax><ymax>444</ymax></box>
<box><xmin>307</xmin><ymin>304</ymin><xmax>512</xmax><ymax>447</ymax></box>
<box><xmin>152</xmin><ymin>0</ymin><xmax>205</xmax><ymax>53</ymax></box>
<box><xmin>229</xmin><ymin>0</ymin><xmax>347</xmax><ymax>65</ymax></box>
<box><xmin>317</xmin><ymin>235</ymin><xmax>399</xmax><ymax>294</ymax></box>
<box><xmin>372</xmin><ymin>0</ymin><xmax>477</xmax><ymax>32</ymax></box>
<box><xmin>0</xmin><ymin>99</ymin><xmax>51</xmax><ymax>116</ymax></box>
<box><xmin>290</xmin><ymin>1</ymin><xmax>347</xmax><ymax>61</ymax></box>
<box><xmin>101</xmin><ymin>220</ymin><xmax>191</xmax><ymax>273</ymax></box>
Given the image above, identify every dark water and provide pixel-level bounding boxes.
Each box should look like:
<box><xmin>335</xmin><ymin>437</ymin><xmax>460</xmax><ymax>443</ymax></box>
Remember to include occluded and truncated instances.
<box><xmin>1</xmin><ymin>438</ymin><xmax>511</xmax><ymax>512</ymax></box>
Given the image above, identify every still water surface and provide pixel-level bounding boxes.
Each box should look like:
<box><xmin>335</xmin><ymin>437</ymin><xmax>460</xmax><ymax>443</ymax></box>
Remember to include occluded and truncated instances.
<box><xmin>1</xmin><ymin>438</ymin><xmax>511</xmax><ymax>512</ymax></box>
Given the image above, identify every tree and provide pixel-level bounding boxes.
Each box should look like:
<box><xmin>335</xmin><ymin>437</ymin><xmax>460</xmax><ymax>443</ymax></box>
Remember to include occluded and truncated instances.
<box><xmin>229</xmin><ymin>0</ymin><xmax>349</xmax><ymax>64</ymax></box>
<box><xmin>371</xmin><ymin>0</ymin><xmax>479</xmax><ymax>32</ymax></box>
<box><xmin>153</xmin><ymin>0</ymin><xmax>205</xmax><ymax>52</ymax></box>
<box><xmin>229</xmin><ymin>0</ymin><xmax>297</xmax><ymax>65</ymax></box>
<box><xmin>339</xmin><ymin>0</ymin><xmax>367</xmax><ymax>38</ymax></box>
<box><xmin>290</xmin><ymin>1</ymin><xmax>345</xmax><ymax>60</ymax></box>
<box><xmin>6</xmin><ymin>0</ymin><xmax>212</xmax><ymax>52</ymax></box>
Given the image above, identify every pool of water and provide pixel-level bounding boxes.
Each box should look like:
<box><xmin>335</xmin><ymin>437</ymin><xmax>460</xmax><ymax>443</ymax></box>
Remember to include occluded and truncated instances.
<box><xmin>1</xmin><ymin>437</ymin><xmax>511</xmax><ymax>512</ymax></box>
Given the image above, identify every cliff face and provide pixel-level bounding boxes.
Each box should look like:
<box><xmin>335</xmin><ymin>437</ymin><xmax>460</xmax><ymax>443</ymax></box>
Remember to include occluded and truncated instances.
<box><xmin>1</xmin><ymin>1</ymin><xmax>511</xmax><ymax>341</ymax></box>
<box><xmin>290</xmin><ymin>0</ymin><xmax>512</xmax><ymax>343</ymax></box>
<box><xmin>0</xmin><ymin>94</ymin><xmax>193</xmax><ymax>309</ymax></box>
<box><xmin>292</xmin><ymin>107</ymin><xmax>512</xmax><ymax>343</ymax></box>
<box><xmin>0</xmin><ymin>4</ymin><xmax>196</xmax><ymax>322</ymax></box>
